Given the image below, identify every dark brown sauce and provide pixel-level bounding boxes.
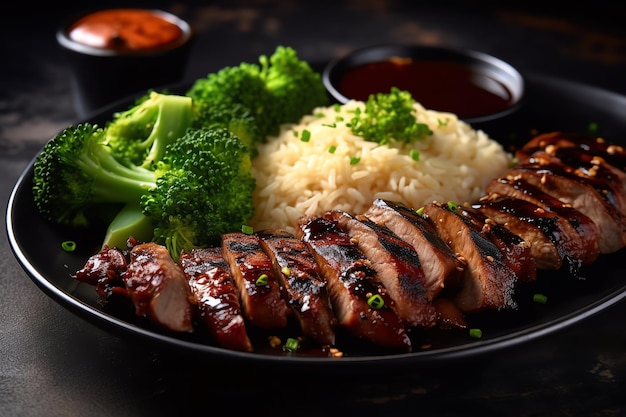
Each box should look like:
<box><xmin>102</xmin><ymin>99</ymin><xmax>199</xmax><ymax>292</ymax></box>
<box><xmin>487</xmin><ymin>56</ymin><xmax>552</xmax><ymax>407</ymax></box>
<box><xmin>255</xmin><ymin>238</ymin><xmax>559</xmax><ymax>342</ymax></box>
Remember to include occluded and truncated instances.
<box><xmin>337</xmin><ymin>58</ymin><xmax>515</xmax><ymax>119</ymax></box>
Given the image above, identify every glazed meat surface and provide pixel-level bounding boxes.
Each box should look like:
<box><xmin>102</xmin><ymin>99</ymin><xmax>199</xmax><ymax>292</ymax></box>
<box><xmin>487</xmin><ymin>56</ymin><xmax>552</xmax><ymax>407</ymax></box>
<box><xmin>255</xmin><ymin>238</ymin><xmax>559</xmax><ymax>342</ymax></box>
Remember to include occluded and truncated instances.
<box><xmin>257</xmin><ymin>228</ymin><xmax>337</xmax><ymax>345</ymax></box>
<box><xmin>297</xmin><ymin>213</ymin><xmax>411</xmax><ymax>351</ymax></box>
<box><xmin>123</xmin><ymin>242</ymin><xmax>194</xmax><ymax>333</ymax></box>
<box><xmin>222</xmin><ymin>232</ymin><xmax>291</xmax><ymax>330</ymax></box>
<box><xmin>179</xmin><ymin>247</ymin><xmax>254</xmax><ymax>352</ymax></box>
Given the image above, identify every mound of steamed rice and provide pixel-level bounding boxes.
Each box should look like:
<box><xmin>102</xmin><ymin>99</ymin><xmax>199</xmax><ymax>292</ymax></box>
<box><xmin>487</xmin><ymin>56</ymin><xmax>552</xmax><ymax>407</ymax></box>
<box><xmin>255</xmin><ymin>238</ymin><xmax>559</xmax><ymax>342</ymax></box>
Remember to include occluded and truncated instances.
<box><xmin>250</xmin><ymin>100</ymin><xmax>512</xmax><ymax>232</ymax></box>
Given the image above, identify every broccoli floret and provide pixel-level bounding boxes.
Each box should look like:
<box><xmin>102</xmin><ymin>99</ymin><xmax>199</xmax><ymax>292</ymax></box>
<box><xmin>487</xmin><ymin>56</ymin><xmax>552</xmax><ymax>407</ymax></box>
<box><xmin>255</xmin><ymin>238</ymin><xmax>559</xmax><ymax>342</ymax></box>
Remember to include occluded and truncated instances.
<box><xmin>349</xmin><ymin>87</ymin><xmax>433</xmax><ymax>145</ymax></box>
<box><xmin>104</xmin><ymin>91</ymin><xmax>193</xmax><ymax>169</ymax></box>
<box><xmin>191</xmin><ymin>101</ymin><xmax>261</xmax><ymax>153</ymax></box>
<box><xmin>32</xmin><ymin>123</ymin><xmax>157</xmax><ymax>227</ymax></box>
<box><xmin>259</xmin><ymin>46</ymin><xmax>329</xmax><ymax>127</ymax></box>
<box><xmin>141</xmin><ymin>128</ymin><xmax>256</xmax><ymax>260</ymax></box>
<box><xmin>186</xmin><ymin>46</ymin><xmax>329</xmax><ymax>146</ymax></box>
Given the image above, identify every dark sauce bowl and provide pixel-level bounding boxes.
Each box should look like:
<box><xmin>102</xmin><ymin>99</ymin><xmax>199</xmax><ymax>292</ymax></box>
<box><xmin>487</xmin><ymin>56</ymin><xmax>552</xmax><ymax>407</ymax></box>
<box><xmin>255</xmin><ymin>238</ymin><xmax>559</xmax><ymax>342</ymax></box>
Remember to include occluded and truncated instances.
<box><xmin>323</xmin><ymin>44</ymin><xmax>526</xmax><ymax>126</ymax></box>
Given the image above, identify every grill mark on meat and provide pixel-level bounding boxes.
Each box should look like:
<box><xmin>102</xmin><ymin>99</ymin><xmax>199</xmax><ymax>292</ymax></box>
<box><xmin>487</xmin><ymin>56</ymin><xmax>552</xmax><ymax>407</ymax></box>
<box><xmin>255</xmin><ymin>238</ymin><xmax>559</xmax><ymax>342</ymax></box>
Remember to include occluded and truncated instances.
<box><xmin>458</xmin><ymin>205</ymin><xmax>537</xmax><ymax>283</ymax></box>
<box><xmin>363</xmin><ymin>199</ymin><xmax>465</xmax><ymax>300</ymax></box>
<box><xmin>256</xmin><ymin>228</ymin><xmax>337</xmax><ymax>346</ymax></box>
<box><xmin>422</xmin><ymin>202</ymin><xmax>518</xmax><ymax>312</ymax></box>
<box><xmin>485</xmin><ymin>176</ymin><xmax>599</xmax><ymax>263</ymax></box>
<box><xmin>503</xmin><ymin>166</ymin><xmax>626</xmax><ymax>253</ymax></box>
<box><xmin>123</xmin><ymin>242</ymin><xmax>194</xmax><ymax>333</ymax></box>
<box><xmin>474</xmin><ymin>193</ymin><xmax>595</xmax><ymax>275</ymax></box>
<box><xmin>329</xmin><ymin>210</ymin><xmax>438</xmax><ymax>328</ymax></box>
<box><xmin>516</xmin><ymin>132</ymin><xmax>626</xmax><ymax>172</ymax></box>
<box><xmin>297</xmin><ymin>214</ymin><xmax>411</xmax><ymax>351</ymax></box>
<box><xmin>179</xmin><ymin>247</ymin><xmax>254</xmax><ymax>352</ymax></box>
<box><xmin>222</xmin><ymin>232</ymin><xmax>291</xmax><ymax>330</ymax></box>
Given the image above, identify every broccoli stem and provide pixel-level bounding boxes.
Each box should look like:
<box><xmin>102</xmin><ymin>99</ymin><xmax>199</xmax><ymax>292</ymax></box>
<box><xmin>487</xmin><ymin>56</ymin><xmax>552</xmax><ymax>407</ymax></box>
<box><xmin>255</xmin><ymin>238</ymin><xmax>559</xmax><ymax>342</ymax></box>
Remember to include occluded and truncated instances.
<box><xmin>102</xmin><ymin>203</ymin><xmax>155</xmax><ymax>249</ymax></box>
<box><xmin>140</xmin><ymin>94</ymin><xmax>193</xmax><ymax>169</ymax></box>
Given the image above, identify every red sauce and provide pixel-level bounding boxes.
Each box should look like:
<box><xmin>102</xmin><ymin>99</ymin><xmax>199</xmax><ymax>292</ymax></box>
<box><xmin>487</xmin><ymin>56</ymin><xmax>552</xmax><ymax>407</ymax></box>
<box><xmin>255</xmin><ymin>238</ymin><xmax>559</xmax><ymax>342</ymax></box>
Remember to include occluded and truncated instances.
<box><xmin>67</xmin><ymin>9</ymin><xmax>184</xmax><ymax>52</ymax></box>
<box><xmin>336</xmin><ymin>57</ymin><xmax>516</xmax><ymax>119</ymax></box>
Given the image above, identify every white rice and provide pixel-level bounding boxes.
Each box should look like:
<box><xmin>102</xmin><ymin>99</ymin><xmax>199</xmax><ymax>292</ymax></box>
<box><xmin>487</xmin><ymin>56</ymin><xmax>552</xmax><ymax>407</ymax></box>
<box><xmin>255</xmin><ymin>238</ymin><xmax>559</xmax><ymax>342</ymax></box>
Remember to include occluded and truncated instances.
<box><xmin>250</xmin><ymin>100</ymin><xmax>511</xmax><ymax>233</ymax></box>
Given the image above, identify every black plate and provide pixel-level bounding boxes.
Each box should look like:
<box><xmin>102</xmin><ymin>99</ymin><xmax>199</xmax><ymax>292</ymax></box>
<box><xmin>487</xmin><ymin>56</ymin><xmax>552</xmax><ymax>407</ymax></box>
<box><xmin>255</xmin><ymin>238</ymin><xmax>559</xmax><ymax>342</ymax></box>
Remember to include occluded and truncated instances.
<box><xmin>6</xmin><ymin>73</ymin><xmax>626</xmax><ymax>370</ymax></box>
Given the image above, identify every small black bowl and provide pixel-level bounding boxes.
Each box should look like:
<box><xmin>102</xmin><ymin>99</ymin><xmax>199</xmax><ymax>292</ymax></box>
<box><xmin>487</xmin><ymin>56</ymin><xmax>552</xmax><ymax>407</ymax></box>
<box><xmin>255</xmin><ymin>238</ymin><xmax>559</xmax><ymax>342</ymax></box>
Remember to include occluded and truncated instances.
<box><xmin>323</xmin><ymin>44</ymin><xmax>525</xmax><ymax>125</ymax></box>
<box><xmin>57</xmin><ymin>8</ymin><xmax>193</xmax><ymax>117</ymax></box>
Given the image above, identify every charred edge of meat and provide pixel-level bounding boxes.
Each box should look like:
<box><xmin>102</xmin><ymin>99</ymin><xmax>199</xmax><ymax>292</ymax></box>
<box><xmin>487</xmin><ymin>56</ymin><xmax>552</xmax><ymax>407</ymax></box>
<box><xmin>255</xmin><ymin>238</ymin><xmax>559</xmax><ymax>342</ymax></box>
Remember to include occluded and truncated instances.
<box><xmin>222</xmin><ymin>232</ymin><xmax>291</xmax><ymax>330</ymax></box>
<box><xmin>256</xmin><ymin>228</ymin><xmax>337</xmax><ymax>346</ymax></box>
<box><xmin>297</xmin><ymin>214</ymin><xmax>412</xmax><ymax>351</ymax></box>
<box><xmin>179</xmin><ymin>247</ymin><xmax>254</xmax><ymax>352</ymax></box>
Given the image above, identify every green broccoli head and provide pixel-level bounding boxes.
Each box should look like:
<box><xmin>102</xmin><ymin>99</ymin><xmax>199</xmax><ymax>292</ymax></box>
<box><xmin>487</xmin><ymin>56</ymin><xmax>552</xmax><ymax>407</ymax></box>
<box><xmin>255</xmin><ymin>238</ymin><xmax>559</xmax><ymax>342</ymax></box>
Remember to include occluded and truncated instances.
<box><xmin>103</xmin><ymin>91</ymin><xmax>193</xmax><ymax>169</ymax></box>
<box><xmin>140</xmin><ymin>128</ymin><xmax>256</xmax><ymax>259</ymax></box>
<box><xmin>260</xmin><ymin>46</ymin><xmax>329</xmax><ymax>128</ymax></box>
<box><xmin>186</xmin><ymin>46</ymin><xmax>329</xmax><ymax>146</ymax></box>
<box><xmin>32</xmin><ymin>123</ymin><xmax>157</xmax><ymax>227</ymax></box>
<box><xmin>349</xmin><ymin>87</ymin><xmax>433</xmax><ymax>145</ymax></box>
<box><xmin>190</xmin><ymin>101</ymin><xmax>261</xmax><ymax>153</ymax></box>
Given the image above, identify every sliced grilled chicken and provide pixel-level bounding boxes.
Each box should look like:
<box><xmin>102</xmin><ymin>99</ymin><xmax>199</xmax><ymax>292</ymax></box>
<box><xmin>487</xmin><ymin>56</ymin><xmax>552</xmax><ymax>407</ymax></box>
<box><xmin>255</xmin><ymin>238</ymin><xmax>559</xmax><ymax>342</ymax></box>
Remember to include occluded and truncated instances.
<box><xmin>421</xmin><ymin>202</ymin><xmax>518</xmax><ymax>312</ymax></box>
<box><xmin>474</xmin><ymin>194</ymin><xmax>592</xmax><ymax>273</ymax></box>
<box><xmin>297</xmin><ymin>213</ymin><xmax>412</xmax><ymax>351</ymax></box>
<box><xmin>485</xmin><ymin>176</ymin><xmax>599</xmax><ymax>263</ymax></box>
<box><xmin>516</xmin><ymin>131</ymin><xmax>626</xmax><ymax>172</ymax></box>
<box><xmin>503</xmin><ymin>164</ymin><xmax>626</xmax><ymax>253</ymax></box>
<box><xmin>456</xmin><ymin>204</ymin><xmax>537</xmax><ymax>283</ymax></box>
<box><xmin>329</xmin><ymin>210</ymin><xmax>438</xmax><ymax>329</ymax></box>
<box><xmin>123</xmin><ymin>242</ymin><xmax>194</xmax><ymax>333</ymax></box>
<box><xmin>363</xmin><ymin>199</ymin><xmax>465</xmax><ymax>300</ymax></box>
<box><xmin>256</xmin><ymin>228</ymin><xmax>337</xmax><ymax>346</ymax></box>
<box><xmin>73</xmin><ymin>245</ymin><xmax>128</xmax><ymax>299</ymax></box>
<box><xmin>179</xmin><ymin>247</ymin><xmax>254</xmax><ymax>352</ymax></box>
<box><xmin>222</xmin><ymin>232</ymin><xmax>291</xmax><ymax>330</ymax></box>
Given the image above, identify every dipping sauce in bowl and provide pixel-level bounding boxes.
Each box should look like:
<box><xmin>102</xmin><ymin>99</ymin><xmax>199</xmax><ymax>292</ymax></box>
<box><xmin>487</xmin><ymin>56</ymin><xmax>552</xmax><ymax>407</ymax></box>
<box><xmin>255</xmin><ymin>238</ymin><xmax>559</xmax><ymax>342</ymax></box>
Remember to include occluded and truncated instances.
<box><xmin>57</xmin><ymin>8</ymin><xmax>193</xmax><ymax>116</ymax></box>
<box><xmin>65</xmin><ymin>9</ymin><xmax>187</xmax><ymax>54</ymax></box>
<box><xmin>323</xmin><ymin>44</ymin><xmax>525</xmax><ymax>124</ymax></box>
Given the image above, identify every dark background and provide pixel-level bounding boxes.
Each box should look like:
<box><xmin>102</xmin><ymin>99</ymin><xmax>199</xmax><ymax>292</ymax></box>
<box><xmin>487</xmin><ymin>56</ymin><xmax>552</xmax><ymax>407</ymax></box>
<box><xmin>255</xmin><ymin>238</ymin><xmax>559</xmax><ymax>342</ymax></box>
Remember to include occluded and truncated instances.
<box><xmin>1</xmin><ymin>1</ymin><xmax>626</xmax><ymax>416</ymax></box>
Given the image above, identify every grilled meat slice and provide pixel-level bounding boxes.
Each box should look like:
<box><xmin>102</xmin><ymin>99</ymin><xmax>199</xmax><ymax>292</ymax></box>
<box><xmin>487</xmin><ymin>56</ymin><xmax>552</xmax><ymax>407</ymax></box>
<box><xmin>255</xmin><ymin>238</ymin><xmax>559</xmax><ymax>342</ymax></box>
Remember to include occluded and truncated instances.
<box><xmin>179</xmin><ymin>247</ymin><xmax>254</xmax><ymax>352</ymax></box>
<box><xmin>521</xmin><ymin>149</ymin><xmax>626</xmax><ymax>215</ymax></box>
<box><xmin>516</xmin><ymin>132</ymin><xmax>626</xmax><ymax>172</ymax></box>
<box><xmin>123</xmin><ymin>242</ymin><xmax>194</xmax><ymax>333</ymax></box>
<box><xmin>457</xmin><ymin>204</ymin><xmax>537</xmax><ymax>283</ymax></box>
<box><xmin>256</xmin><ymin>229</ymin><xmax>337</xmax><ymax>346</ymax></box>
<box><xmin>73</xmin><ymin>245</ymin><xmax>128</xmax><ymax>299</ymax></box>
<box><xmin>363</xmin><ymin>199</ymin><xmax>465</xmax><ymax>300</ymax></box>
<box><xmin>329</xmin><ymin>210</ymin><xmax>438</xmax><ymax>328</ymax></box>
<box><xmin>222</xmin><ymin>232</ymin><xmax>290</xmax><ymax>330</ymax></box>
<box><xmin>503</xmin><ymin>164</ymin><xmax>626</xmax><ymax>253</ymax></box>
<box><xmin>297</xmin><ymin>213</ymin><xmax>411</xmax><ymax>351</ymax></box>
<box><xmin>474</xmin><ymin>194</ymin><xmax>592</xmax><ymax>273</ymax></box>
<box><xmin>485</xmin><ymin>176</ymin><xmax>599</xmax><ymax>263</ymax></box>
<box><xmin>421</xmin><ymin>202</ymin><xmax>518</xmax><ymax>312</ymax></box>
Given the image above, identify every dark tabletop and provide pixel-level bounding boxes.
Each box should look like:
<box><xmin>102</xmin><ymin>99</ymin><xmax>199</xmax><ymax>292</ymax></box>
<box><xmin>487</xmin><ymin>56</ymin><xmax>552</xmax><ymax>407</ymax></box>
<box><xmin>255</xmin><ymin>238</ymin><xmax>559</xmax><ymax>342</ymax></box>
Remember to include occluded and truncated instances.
<box><xmin>2</xmin><ymin>1</ymin><xmax>626</xmax><ymax>416</ymax></box>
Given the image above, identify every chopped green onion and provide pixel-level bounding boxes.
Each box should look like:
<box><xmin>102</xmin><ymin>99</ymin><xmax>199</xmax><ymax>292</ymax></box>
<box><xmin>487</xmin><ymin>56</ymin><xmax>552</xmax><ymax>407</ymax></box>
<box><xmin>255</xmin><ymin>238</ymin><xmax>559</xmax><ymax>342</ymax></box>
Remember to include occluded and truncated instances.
<box><xmin>367</xmin><ymin>294</ymin><xmax>385</xmax><ymax>309</ymax></box>
<box><xmin>241</xmin><ymin>225</ymin><xmax>253</xmax><ymax>235</ymax></box>
<box><xmin>335</xmin><ymin>116</ymin><xmax>344</xmax><ymax>122</ymax></box>
<box><xmin>333</xmin><ymin>103</ymin><xmax>341</xmax><ymax>112</ymax></box>
<box><xmin>447</xmin><ymin>201</ymin><xmax>458</xmax><ymax>211</ymax></box>
<box><xmin>469</xmin><ymin>328</ymin><xmax>483</xmax><ymax>339</ymax></box>
<box><xmin>284</xmin><ymin>337</ymin><xmax>299</xmax><ymax>352</ymax></box>
<box><xmin>328</xmin><ymin>145</ymin><xmax>337</xmax><ymax>154</ymax></box>
<box><xmin>61</xmin><ymin>241</ymin><xmax>76</xmax><ymax>252</ymax></box>
<box><xmin>300</xmin><ymin>129</ymin><xmax>311</xmax><ymax>142</ymax></box>
<box><xmin>533</xmin><ymin>293</ymin><xmax>548</xmax><ymax>304</ymax></box>
<box><xmin>322</xmin><ymin>123</ymin><xmax>337</xmax><ymax>128</ymax></box>
<box><xmin>255</xmin><ymin>274</ymin><xmax>269</xmax><ymax>286</ymax></box>
<box><xmin>350</xmin><ymin>156</ymin><xmax>361</xmax><ymax>165</ymax></box>
<box><xmin>437</xmin><ymin>118</ymin><xmax>450</xmax><ymax>127</ymax></box>
<box><xmin>588</xmin><ymin>122</ymin><xmax>598</xmax><ymax>134</ymax></box>
<box><xmin>281</xmin><ymin>266</ymin><xmax>291</xmax><ymax>276</ymax></box>
<box><xmin>416</xmin><ymin>206</ymin><xmax>424</xmax><ymax>216</ymax></box>
<box><xmin>410</xmin><ymin>149</ymin><xmax>420</xmax><ymax>161</ymax></box>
